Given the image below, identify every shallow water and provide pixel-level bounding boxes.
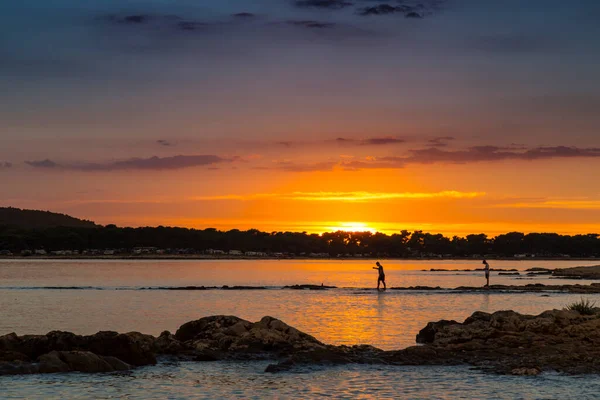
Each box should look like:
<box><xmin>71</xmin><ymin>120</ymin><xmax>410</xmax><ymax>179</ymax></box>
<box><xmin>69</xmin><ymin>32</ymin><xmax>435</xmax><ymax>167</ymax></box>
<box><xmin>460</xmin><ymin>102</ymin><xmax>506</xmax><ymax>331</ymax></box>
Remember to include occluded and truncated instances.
<box><xmin>1</xmin><ymin>259</ymin><xmax>600</xmax><ymax>398</ymax></box>
<box><xmin>3</xmin><ymin>362</ymin><xmax>600</xmax><ymax>400</ymax></box>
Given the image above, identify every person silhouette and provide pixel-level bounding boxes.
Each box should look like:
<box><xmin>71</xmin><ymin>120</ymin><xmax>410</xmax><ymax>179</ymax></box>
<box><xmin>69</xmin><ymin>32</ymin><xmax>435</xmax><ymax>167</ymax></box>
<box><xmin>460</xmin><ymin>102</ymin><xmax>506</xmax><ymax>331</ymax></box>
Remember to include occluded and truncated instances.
<box><xmin>373</xmin><ymin>261</ymin><xmax>386</xmax><ymax>291</ymax></box>
<box><xmin>482</xmin><ymin>259</ymin><xmax>490</xmax><ymax>287</ymax></box>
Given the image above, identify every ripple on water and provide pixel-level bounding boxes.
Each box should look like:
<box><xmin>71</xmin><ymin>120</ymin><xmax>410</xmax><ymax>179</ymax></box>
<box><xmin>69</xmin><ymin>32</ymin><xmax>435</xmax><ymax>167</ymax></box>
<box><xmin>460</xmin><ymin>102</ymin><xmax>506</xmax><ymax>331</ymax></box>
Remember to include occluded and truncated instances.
<box><xmin>3</xmin><ymin>362</ymin><xmax>600</xmax><ymax>399</ymax></box>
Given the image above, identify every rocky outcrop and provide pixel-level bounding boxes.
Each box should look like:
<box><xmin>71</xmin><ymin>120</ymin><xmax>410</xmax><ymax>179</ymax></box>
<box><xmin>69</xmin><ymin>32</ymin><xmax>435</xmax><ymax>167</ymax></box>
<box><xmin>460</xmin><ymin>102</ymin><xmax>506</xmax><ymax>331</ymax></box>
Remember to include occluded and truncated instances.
<box><xmin>452</xmin><ymin>283</ymin><xmax>600</xmax><ymax>293</ymax></box>
<box><xmin>0</xmin><ymin>350</ymin><xmax>131</xmax><ymax>375</ymax></box>
<box><xmin>0</xmin><ymin>330</ymin><xmax>156</xmax><ymax>375</ymax></box>
<box><xmin>175</xmin><ymin>315</ymin><xmax>325</xmax><ymax>359</ymax></box>
<box><xmin>4</xmin><ymin>309</ymin><xmax>600</xmax><ymax>376</ymax></box>
<box><xmin>283</xmin><ymin>284</ymin><xmax>337</xmax><ymax>290</ymax></box>
<box><xmin>409</xmin><ymin>308</ymin><xmax>600</xmax><ymax>374</ymax></box>
<box><xmin>553</xmin><ymin>265</ymin><xmax>600</xmax><ymax>279</ymax></box>
<box><xmin>264</xmin><ymin>309</ymin><xmax>600</xmax><ymax>375</ymax></box>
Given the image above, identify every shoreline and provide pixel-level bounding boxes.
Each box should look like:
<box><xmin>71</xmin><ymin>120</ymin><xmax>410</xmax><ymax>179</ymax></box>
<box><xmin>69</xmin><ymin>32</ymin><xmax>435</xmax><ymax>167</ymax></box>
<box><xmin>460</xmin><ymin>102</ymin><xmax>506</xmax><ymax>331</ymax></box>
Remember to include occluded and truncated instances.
<box><xmin>3</xmin><ymin>308</ymin><xmax>600</xmax><ymax>377</ymax></box>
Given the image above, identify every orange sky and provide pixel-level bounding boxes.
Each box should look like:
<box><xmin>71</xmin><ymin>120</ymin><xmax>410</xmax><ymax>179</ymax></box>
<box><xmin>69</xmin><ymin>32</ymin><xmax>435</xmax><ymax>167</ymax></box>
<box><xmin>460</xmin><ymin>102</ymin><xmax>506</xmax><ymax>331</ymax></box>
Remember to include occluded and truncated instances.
<box><xmin>1</xmin><ymin>1</ymin><xmax>600</xmax><ymax>236</ymax></box>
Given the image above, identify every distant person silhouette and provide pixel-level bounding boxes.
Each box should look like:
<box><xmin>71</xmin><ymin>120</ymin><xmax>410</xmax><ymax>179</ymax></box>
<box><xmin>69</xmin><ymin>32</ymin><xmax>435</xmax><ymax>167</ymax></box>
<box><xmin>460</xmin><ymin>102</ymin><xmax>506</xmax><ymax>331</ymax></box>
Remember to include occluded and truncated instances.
<box><xmin>373</xmin><ymin>261</ymin><xmax>386</xmax><ymax>291</ymax></box>
<box><xmin>482</xmin><ymin>259</ymin><xmax>490</xmax><ymax>287</ymax></box>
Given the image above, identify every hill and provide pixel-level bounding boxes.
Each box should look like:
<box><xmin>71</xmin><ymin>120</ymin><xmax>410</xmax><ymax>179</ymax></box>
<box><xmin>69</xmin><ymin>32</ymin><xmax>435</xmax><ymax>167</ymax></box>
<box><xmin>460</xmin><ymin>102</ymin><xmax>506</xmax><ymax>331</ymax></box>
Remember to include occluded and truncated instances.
<box><xmin>0</xmin><ymin>207</ymin><xmax>97</xmax><ymax>229</ymax></box>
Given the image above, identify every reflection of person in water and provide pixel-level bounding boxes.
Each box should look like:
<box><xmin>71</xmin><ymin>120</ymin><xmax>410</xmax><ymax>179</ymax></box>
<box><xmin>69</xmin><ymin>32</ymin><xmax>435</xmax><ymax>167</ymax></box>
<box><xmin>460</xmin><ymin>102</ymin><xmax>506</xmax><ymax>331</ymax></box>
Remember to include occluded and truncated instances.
<box><xmin>482</xmin><ymin>259</ymin><xmax>490</xmax><ymax>287</ymax></box>
<box><xmin>373</xmin><ymin>261</ymin><xmax>386</xmax><ymax>291</ymax></box>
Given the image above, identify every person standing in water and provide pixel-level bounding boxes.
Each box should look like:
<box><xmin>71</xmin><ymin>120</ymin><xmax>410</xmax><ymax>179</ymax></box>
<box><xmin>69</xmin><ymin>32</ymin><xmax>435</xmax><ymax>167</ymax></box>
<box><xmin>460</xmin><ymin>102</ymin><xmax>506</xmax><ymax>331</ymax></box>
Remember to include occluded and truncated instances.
<box><xmin>482</xmin><ymin>259</ymin><xmax>490</xmax><ymax>287</ymax></box>
<box><xmin>373</xmin><ymin>261</ymin><xmax>386</xmax><ymax>291</ymax></box>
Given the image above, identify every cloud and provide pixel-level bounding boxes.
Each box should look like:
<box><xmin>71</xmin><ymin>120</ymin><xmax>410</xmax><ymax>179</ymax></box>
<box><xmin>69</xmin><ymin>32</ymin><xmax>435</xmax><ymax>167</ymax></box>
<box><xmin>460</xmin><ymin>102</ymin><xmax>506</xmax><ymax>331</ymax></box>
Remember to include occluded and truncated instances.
<box><xmin>102</xmin><ymin>13</ymin><xmax>215</xmax><ymax>34</ymax></box>
<box><xmin>492</xmin><ymin>199</ymin><xmax>600</xmax><ymax>210</ymax></box>
<box><xmin>335</xmin><ymin>136</ymin><xmax>405</xmax><ymax>146</ymax></box>
<box><xmin>400</xmin><ymin>146</ymin><xmax>600</xmax><ymax>164</ymax></box>
<box><xmin>359</xmin><ymin>5</ymin><xmax>419</xmax><ymax>17</ymax></box>
<box><xmin>232</xmin><ymin>13</ymin><xmax>256</xmax><ymax>18</ymax></box>
<box><xmin>285</xmin><ymin>190</ymin><xmax>484</xmax><ymax>201</ymax></box>
<box><xmin>25</xmin><ymin>159</ymin><xmax>58</xmax><ymax>168</ymax></box>
<box><xmin>294</xmin><ymin>0</ymin><xmax>354</xmax><ymax>10</ymax></box>
<box><xmin>286</xmin><ymin>20</ymin><xmax>336</xmax><ymax>29</ymax></box>
<box><xmin>428</xmin><ymin>136</ymin><xmax>455</xmax><ymax>147</ymax></box>
<box><xmin>0</xmin><ymin>162</ymin><xmax>12</xmax><ymax>169</ymax></box>
<box><xmin>357</xmin><ymin>0</ymin><xmax>446</xmax><ymax>17</ymax></box>
<box><xmin>25</xmin><ymin>155</ymin><xmax>229</xmax><ymax>171</ymax></box>
<box><xmin>266</xmin><ymin>145</ymin><xmax>600</xmax><ymax>172</ymax></box>
<box><xmin>189</xmin><ymin>190</ymin><xmax>484</xmax><ymax>202</ymax></box>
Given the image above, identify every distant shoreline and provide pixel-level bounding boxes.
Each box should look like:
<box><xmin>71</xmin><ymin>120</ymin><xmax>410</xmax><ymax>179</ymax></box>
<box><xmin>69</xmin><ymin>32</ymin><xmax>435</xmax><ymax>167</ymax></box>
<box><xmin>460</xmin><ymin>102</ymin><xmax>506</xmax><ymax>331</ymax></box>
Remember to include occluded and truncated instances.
<box><xmin>0</xmin><ymin>255</ymin><xmax>597</xmax><ymax>262</ymax></box>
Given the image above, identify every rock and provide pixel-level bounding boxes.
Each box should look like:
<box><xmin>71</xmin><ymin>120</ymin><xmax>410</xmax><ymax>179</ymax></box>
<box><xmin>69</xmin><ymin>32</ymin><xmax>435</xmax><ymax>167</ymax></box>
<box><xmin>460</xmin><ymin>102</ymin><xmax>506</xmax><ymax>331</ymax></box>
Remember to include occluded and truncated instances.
<box><xmin>283</xmin><ymin>284</ymin><xmax>336</xmax><ymax>290</ymax></box>
<box><xmin>175</xmin><ymin>315</ymin><xmax>247</xmax><ymax>342</ymax></box>
<box><xmin>155</xmin><ymin>331</ymin><xmax>188</xmax><ymax>354</ymax></box>
<box><xmin>553</xmin><ymin>265</ymin><xmax>600</xmax><ymax>279</ymax></box>
<box><xmin>511</xmin><ymin>367</ymin><xmax>541</xmax><ymax>376</ymax></box>
<box><xmin>59</xmin><ymin>351</ymin><xmax>119</xmax><ymax>373</ymax></box>
<box><xmin>176</xmin><ymin>315</ymin><xmax>324</xmax><ymax>360</ymax></box>
<box><xmin>0</xmin><ymin>361</ymin><xmax>40</xmax><ymax>375</ymax></box>
<box><xmin>4</xmin><ymin>309</ymin><xmax>600</xmax><ymax>376</ymax></box>
<box><xmin>416</xmin><ymin>320</ymin><xmax>459</xmax><ymax>344</ymax></box>
<box><xmin>86</xmin><ymin>331</ymin><xmax>157</xmax><ymax>366</ymax></box>
<box><xmin>221</xmin><ymin>286</ymin><xmax>267</xmax><ymax>290</ymax></box>
<box><xmin>0</xmin><ymin>351</ymin><xmax>29</xmax><ymax>362</ymax></box>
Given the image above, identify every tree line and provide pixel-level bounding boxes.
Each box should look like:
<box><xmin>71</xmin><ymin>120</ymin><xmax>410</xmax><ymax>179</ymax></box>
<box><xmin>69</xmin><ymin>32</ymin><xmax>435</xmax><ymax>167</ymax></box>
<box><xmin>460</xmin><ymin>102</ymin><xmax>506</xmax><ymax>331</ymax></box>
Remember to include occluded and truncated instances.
<box><xmin>0</xmin><ymin>224</ymin><xmax>599</xmax><ymax>257</ymax></box>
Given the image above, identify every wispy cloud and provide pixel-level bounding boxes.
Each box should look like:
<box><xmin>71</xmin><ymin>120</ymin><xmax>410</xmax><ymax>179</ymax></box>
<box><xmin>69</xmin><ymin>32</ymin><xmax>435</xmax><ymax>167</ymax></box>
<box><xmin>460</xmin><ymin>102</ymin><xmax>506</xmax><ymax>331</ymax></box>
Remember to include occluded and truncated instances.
<box><xmin>189</xmin><ymin>190</ymin><xmax>485</xmax><ymax>202</ymax></box>
<box><xmin>401</xmin><ymin>146</ymin><xmax>600</xmax><ymax>164</ymax></box>
<box><xmin>494</xmin><ymin>199</ymin><xmax>600</xmax><ymax>210</ymax></box>
<box><xmin>428</xmin><ymin>136</ymin><xmax>454</xmax><ymax>147</ymax></box>
<box><xmin>286</xmin><ymin>190</ymin><xmax>485</xmax><ymax>201</ymax></box>
<box><xmin>25</xmin><ymin>159</ymin><xmax>58</xmax><ymax>168</ymax></box>
<box><xmin>0</xmin><ymin>161</ymin><xmax>12</xmax><ymax>169</ymax></box>
<box><xmin>335</xmin><ymin>136</ymin><xmax>405</xmax><ymax>146</ymax></box>
<box><xmin>25</xmin><ymin>155</ymin><xmax>230</xmax><ymax>171</ymax></box>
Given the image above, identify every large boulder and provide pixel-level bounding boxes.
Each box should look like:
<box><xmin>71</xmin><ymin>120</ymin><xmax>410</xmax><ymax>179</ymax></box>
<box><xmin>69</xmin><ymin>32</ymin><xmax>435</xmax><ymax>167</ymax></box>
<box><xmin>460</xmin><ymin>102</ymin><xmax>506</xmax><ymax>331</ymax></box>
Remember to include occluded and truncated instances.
<box><xmin>175</xmin><ymin>315</ymin><xmax>324</xmax><ymax>358</ymax></box>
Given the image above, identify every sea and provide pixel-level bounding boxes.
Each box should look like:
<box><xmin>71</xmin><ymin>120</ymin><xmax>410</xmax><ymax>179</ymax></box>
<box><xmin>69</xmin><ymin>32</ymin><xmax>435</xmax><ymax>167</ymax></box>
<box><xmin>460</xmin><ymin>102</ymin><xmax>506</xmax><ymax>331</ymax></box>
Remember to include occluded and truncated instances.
<box><xmin>2</xmin><ymin>259</ymin><xmax>600</xmax><ymax>399</ymax></box>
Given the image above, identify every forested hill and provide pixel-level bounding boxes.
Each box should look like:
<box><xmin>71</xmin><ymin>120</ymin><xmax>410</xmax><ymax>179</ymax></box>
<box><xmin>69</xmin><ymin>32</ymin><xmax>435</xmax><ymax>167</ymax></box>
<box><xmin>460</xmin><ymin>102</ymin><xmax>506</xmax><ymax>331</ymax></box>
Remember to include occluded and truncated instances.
<box><xmin>0</xmin><ymin>207</ymin><xmax>599</xmax><ymax>258</ymax></box>
<box><xmin>0</xmin><ymin>207</ymin><xmax>97</xmax><ymax>229</ymax></box>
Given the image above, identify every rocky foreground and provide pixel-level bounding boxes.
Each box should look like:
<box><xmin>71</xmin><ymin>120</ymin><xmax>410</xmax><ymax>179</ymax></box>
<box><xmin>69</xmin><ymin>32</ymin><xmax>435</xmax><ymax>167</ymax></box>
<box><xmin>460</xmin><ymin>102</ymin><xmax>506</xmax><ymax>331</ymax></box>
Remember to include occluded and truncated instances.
<box><xmin>3</xmin><ymin>309</ymin><xmax>600</xmax><ymax>376</ymax></box>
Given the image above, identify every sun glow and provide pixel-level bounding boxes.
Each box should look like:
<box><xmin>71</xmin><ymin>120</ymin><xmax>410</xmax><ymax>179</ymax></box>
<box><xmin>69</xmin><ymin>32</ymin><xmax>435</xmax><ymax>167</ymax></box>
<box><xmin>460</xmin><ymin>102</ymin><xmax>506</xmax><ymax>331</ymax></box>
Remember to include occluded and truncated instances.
<box><xmin>325</xmin><ymin>222</ymin><xmax>377</xmax><ymax>233</ymax></box>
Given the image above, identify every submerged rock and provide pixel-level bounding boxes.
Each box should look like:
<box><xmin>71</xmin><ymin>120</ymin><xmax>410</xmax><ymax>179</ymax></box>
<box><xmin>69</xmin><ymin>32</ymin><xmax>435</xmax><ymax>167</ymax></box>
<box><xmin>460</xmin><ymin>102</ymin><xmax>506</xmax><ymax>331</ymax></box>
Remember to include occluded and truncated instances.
<box><xmin>553</xmin><ymin>265</ymin><xmax>600</xmax><ymax>279</ymax></box>
<box><xmin>283</xmin><ymin>284</ymin><xmax>337</xmax><ymax>290</ymax></box>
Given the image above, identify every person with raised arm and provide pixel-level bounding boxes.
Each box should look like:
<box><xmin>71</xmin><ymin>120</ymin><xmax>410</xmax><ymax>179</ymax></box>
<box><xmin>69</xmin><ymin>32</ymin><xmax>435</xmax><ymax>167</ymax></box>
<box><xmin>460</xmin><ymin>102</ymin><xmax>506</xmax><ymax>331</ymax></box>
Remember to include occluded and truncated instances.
<box><xmin>373</xmin><ymin>261</ymin><xmax>386</xmax><ymax>291</ymax></box>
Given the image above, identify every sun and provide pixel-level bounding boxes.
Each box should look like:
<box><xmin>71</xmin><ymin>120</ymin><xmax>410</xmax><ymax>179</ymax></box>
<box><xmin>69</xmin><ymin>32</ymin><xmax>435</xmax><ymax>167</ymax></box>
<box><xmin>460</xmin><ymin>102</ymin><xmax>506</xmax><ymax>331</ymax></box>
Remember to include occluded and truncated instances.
<box><xmin>325</xmin><ymin>222</ymin><xmax>377</xmax><ymax>233</ymax></box>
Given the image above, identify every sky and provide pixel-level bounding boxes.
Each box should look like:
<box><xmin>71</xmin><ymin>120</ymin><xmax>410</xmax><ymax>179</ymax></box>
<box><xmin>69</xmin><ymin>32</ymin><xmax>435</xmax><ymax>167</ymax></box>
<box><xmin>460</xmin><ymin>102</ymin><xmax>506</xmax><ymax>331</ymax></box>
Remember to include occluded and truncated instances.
<box><xmin>1</xmin><ymin>0</ymin><xmax>600</xmax><ymax>236</ymax></box>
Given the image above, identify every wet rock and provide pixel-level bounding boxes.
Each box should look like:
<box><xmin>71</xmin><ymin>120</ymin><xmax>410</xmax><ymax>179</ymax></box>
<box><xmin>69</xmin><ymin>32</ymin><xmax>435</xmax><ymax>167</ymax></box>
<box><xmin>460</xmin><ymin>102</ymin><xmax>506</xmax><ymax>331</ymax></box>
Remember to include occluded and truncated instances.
<box><xmin>176</xmin><ymin>315</ymin><xmax>324</xmax><ymax>360</ymax></box>
<box><xmin>86</xmin><ymin>331</ymin><xmax>157</xmax><ymax>366</ymax></box>
<box><xmin>0</xmin><ymin>351</ymin><xmax>29</xmax><ymax>362</ymax></box>
<box><xmin>511</xmin><ymin>367</ymin><xmax>541</xmax><ymax>376</ymax></box>
<box><xmin>221</xmin><ymin>285</ymin><xmax>267</xmax><ymax>290</ymax></box>
<box><xmin>283</xmin><ymin>284</ymin><xmax>336</xmax><ymax>290</ymax></box>
<box><xmin>553</xmin><ymin>265</ymin><xmax>600</xmax><ymax>279</ymax></box>
<box><xmin>415</xmin><ymin>320</ymin><xmax>459</xmax><ymax>344</ymax></box>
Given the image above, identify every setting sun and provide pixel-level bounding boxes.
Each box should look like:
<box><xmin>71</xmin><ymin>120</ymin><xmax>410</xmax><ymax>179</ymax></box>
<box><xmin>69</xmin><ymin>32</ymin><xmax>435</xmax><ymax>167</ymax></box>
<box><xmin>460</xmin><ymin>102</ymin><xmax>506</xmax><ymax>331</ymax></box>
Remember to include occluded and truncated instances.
<box><xmin>325</xmin><ymin>222</ymin><xmax>377</xmax><ymax>234</ymax></box>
